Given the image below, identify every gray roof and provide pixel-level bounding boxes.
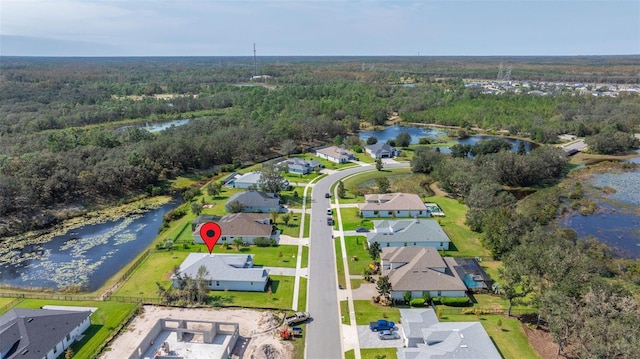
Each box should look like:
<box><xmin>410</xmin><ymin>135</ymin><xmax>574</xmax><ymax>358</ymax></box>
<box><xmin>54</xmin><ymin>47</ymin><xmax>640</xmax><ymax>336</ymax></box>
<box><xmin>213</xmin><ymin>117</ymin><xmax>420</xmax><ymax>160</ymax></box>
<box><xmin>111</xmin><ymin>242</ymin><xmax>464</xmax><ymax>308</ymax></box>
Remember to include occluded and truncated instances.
<box><xmin>233</xmin><ymin>171</ymin><xmax>262</xmax><ymax>184</ymax></box>
<box><xmin>368</xmin><ymin>219</ymin><xmax>451</xmax><ymax>244</ymax></box>
<box><xmin>365</xmin><ymin>142</ymin><xmax>397</xmax><ymax>156</ymax></box>
<box><xmin>359</xmin><ymin>193</ymin><xmax>427</xmax><ymax>212</ymax></box>
<box><xmin>382</xmin><ymin>247</ymin><xmax>466</xmax><ymax>292</ymax></box>
<box><xmin>398</xmin><ymin>309</ymin><xmax>501</xmax><ymax>359</ymax></box>
<box><xmin>316</xmin><ymin>146</ymin><xmax>355</xmax><ymax>160</ymax></box>
<box><xmin>226</xmin><ymin>191</ymin><xmax>280</xmax><ymax>209</ymax></box>
<box><xmin>0</xmin><ymin>308</ymin><xmax>91</xmax><ymax>359</ymax></box>
<box><xmin>177</xmin><ymin>253</ymin><xmax>268</xmax><ymax>283</ymax></box>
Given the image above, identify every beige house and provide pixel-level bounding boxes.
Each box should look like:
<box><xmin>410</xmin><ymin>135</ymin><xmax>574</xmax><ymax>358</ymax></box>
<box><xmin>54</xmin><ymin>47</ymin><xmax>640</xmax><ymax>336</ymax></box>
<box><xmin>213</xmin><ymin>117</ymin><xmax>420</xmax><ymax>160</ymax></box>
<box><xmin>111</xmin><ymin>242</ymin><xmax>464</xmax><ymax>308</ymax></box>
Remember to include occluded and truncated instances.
<box><xmin>315</xmin><ymin>146</ymin><xmax>356</xmax><ymax>163</ymax></box>
<box><xmin>359</xmin><ymin>193</ymin><xmax>429</xmax><ymax>218</ymax></box>
<box><xmin>381</xmin><ymin>247</ymin><xmax>467</xmax><ymax>300</ymax></box>
<box><xmin>193</xmin><ymin>213</ymin><xmax>278</xmax><ymax>245</ymax></box>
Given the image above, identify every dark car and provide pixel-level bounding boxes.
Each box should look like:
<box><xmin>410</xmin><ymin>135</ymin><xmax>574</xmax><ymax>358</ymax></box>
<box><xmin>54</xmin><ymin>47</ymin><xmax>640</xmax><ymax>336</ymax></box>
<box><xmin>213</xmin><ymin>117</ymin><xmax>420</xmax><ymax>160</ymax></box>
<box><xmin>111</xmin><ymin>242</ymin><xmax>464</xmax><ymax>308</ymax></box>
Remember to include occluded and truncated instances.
<box><xmin>355</xmin><ymin>227</ymin><xmax>370</xmax><ymax>233</ymax></box>
<box><xmin>325</xmin><ymin>192</ymin><xmax>331</xmax><ymax>198</ymax></box>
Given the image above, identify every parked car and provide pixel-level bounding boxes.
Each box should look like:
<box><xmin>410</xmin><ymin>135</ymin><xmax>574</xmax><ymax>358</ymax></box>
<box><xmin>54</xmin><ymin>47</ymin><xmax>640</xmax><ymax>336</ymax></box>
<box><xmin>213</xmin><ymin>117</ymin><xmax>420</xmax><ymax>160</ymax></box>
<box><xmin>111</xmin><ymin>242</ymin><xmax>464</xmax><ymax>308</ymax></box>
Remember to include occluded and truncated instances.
<box><xmin>327</xmin><ymin>207</ymin><xmax>332</xmax><ymax>215</ymax></box>
<box><xmin>285</xmin><ymin>312</ymin><xmax>310</xmax><ymax>326</ymax></box>
<box><xmin>378</xmin><ymin>330</ymin><xmax>400</xmax><ymax>340</ymax></box>
<box><xmin>327</xmin><ymin>217</ymin><xmax>334</xmax><ymax>226</ymax></box>
<box><xmin>369</xmin><ymin>319</ymin><xmax>395</xmax><ymax>332</ymax></box>
<box><xmin>325</xmin><ymin>192</ymin><xmax>331</xmax><ymax>198</ymax></box>
<box><xmin>355</xmin><ymin>227</ymin><xmax>369</xmax><ymax>233</ymax></box>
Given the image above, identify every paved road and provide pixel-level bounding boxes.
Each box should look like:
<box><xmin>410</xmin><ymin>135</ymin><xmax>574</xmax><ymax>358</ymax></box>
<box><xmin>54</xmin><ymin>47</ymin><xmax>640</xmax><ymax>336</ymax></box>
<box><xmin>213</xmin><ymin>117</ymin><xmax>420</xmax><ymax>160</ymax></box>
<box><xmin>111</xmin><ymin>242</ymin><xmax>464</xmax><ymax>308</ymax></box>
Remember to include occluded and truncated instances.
<box><xmin>306</xmin><ymin>162</ymin><xmax>408</xmax><ymax>359</ymax></box>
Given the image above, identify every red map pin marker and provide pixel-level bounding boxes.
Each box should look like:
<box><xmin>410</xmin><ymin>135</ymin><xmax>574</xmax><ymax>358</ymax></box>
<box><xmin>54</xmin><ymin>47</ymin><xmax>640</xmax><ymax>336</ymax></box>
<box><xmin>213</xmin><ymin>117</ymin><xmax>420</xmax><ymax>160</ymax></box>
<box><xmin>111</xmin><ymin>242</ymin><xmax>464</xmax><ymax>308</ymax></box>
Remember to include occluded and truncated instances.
<box><xmin>199</xmin><ymin>222</ymin><xmax>222</xmax><ymax>254</ymax></box>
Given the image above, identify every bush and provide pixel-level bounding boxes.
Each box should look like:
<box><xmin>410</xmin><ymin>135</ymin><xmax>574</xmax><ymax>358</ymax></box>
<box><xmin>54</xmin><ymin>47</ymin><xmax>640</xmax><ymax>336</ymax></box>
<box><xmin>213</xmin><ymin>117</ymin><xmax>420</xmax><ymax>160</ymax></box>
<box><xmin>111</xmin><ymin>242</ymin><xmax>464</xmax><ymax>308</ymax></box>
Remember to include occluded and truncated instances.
<box><xmin>254</xmin><ymin>237</ymin><xmax>270</xmax><ymax>247</ymax></box>
<box><xmin>404</xmin><ymin>292</ymin><xmax>412</xmax><ymax>302</ymax></box>
<box><xmin>441</xmin><ymin>296</ymin><xmax>470</xmax><ymax>307</ymax></box>
<box><xmin>422</xmin><ymin>293</ymin><xmax>431</xmax><ymax>302</ymax></box>
<box><xmin>410</xmin><ymin>298</ymin><xmax>426</xmax><ymax>307</ymax></box>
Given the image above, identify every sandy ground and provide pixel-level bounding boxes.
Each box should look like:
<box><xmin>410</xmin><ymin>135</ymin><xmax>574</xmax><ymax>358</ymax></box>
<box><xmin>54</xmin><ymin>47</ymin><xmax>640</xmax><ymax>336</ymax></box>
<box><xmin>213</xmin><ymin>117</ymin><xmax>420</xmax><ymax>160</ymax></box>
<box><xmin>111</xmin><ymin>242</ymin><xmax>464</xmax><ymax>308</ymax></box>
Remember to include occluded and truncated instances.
<box><xmin>101</xmin><ymin>305</ymin><xmax>294</xmax><ymax>359</ymax></box>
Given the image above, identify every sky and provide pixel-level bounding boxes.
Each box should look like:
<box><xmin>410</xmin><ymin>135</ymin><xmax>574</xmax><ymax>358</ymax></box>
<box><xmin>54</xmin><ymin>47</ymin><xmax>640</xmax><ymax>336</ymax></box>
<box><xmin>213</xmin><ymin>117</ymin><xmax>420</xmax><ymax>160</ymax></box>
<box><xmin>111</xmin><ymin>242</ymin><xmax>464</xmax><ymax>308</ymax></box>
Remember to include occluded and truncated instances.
<box><xmin>1</xmin><ymin>0</ymin><xmax>639</xmax><ymax>57</ymax></box>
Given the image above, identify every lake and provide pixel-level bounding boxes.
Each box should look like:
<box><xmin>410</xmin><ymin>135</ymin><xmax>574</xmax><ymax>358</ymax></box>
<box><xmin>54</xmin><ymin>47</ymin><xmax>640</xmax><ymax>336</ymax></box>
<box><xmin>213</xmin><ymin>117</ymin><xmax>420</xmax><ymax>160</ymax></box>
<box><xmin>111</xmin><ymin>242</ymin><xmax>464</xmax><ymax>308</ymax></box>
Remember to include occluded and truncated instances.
<box><xmin>559</xmin><ymin>171</ymin><xmax>640</xmax><ymax>259</ymax></box>
<box><xmin>0</xmin><ymin>200</ymin><xmax>179</xmax><ymax>291</ymax></box>
<box><xmin>359</xmin><ymin>125</ymin><xmax>536</xmax><ymax>152</ymax></box>
<box><xmin>141</xmin><ymin>118</ymin><xmax>190</xmax><ymax>133</ymax></box>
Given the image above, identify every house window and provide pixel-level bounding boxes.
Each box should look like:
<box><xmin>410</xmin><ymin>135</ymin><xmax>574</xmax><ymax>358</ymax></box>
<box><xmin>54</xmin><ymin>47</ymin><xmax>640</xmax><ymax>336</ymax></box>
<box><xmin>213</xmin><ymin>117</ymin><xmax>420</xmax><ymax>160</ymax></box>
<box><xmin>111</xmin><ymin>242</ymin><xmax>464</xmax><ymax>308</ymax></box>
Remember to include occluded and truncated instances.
<box><xmin>222</xmin><ymin>237</ymin><xmax>227</xmax><ymax>241</ymax></box>
<box><xmin>388</xmin><ymin>211</ymin><xmax>392</xmax><ymax>215</ymax></box>
<box><xmin>386</xmin><ymin>243</ymin><xmax>390</xmax><ymax>247</ymax></box>
<box><xmin>440</xmin><ymin>242</ymin><xmax>443</xmax><ymax>247</ymax></box>
<box><xmin>404</xmin><ymin>242</ymin><xmax>407</xmax><ymax>247</ymax></box>
<box><xmin>413</xmin><ymin>242</ymin><xmax>416</xmax><ymax>246</ymax></box>
<box><xmin>216</xmin><ymin>281</ymin><xmax>220</xmax><ymax>286</ymax></box>
<box><xmin>437</xmin><ymin>291</ymin><xmax>441</xmax><ymax>297</ymax></box>
<box><xmin>66</xmin><ymin>334</ymin><xmax>71</xmax><ymax>342</ymax></box>
<box><xmin>251</xmin><ymin>282</ymin><xmax>253</xmax><ymax>285</ymax></box>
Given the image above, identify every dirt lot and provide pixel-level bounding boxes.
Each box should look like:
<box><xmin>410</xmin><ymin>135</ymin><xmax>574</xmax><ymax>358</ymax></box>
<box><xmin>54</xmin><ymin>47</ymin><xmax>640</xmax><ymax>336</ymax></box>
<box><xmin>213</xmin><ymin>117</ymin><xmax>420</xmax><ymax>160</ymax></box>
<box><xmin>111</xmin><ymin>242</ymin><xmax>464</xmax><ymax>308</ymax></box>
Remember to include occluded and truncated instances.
<box><xmin>101</xmin><ymin>305</ymin><xmax>294</xmax><ymax>359</ymax></box>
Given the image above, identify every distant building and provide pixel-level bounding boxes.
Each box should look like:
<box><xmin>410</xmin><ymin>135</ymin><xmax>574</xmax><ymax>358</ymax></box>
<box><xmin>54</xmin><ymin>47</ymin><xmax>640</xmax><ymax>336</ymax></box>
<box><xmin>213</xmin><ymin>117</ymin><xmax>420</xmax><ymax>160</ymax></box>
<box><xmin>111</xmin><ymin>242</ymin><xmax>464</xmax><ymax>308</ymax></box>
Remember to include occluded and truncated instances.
<box><xmin>279</xmin><ymin>158</ymin><xmax>322</xmax><ymax>175</ymax></box>
<box><xmin>364</xmin><ymin>143</ymin><xmax>400</xmax><ymax>159</ymax></box>
<box><xmin>315</xmin><ymin>146</ymin><xmax>356</xmax><ymax>163</ymax></box>
<box><xmin>225</xmin><ymin>191</ymin><xmax>284</xmax><ymax>213</ymax></box>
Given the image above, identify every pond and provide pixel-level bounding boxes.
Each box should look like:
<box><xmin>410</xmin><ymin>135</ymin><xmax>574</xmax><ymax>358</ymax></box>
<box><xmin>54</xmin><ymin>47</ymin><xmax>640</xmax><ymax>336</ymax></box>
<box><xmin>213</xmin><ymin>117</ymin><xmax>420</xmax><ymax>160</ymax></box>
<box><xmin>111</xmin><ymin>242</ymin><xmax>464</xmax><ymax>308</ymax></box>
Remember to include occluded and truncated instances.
<box><xmin>359</xmin><ymin>125</ymin><xmax>536</xmax><ymax>152</ymax></box>
<box><xmin>0</xmin><ymin>200</ymin><xmax>179</xmax><ymax>291</ymax></box>
<box><xmin>141</xmin><ymin>118</ymin><xmax>190</xmax><ymax>133</ymax></box>
<box><xmin>558</xmin><ymin>171</ymin><xmax>640</xmax><ymax>259</ymax></box>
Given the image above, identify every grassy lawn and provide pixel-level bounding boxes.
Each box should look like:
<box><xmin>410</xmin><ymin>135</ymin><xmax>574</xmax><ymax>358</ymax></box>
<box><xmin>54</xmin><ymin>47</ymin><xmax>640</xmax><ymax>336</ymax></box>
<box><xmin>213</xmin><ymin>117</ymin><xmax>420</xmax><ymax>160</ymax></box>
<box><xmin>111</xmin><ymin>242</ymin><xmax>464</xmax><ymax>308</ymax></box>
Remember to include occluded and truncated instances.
<box><xmin>345</xmin><ymin>349</ymin><xmax>356</xmax><ymax>359</ymax></box>
<box><xmin>361</xmin><ymin>348</ymin><xmax>398</xmax><ymax>359</ymax></box>
<box><xmin>114</xmin><ymin>251</ymin><xmax>190</xmax><ymax>298</ymax></box>
<box><xmin>291</xmin><ymin>322</ymin><xmax>307</xmax><ymax>359</ymax></box>
<box><xmin>208</xmin><ymin>244</ymin><xmax>300</xmax><ymax>268</ymax></box>
<box><xmin>339</xmin><ymin>207</ymin><xmax>371</xmax><ymax>231</ymax></box>
<box><xmin>344</xmin><ymin>236</ymin><xmax>373</xmax><ymax>275</ymax></box>
<box><xmin>279</xmin><ymin>213</ymin><xmax>310</xmax><ymax>237</ymax></box>
<box><xmin>283</xmin><ymin>171</ymin><xmax>323</xmax><ymax>186</ymax></box>
<box><xmin>301</xmin><ymin>245</ymin><xmax>309</xmax><ymax>268</ymax></box>
<box><xmin>14</xmin><ymin>299</ymin><xmax>136</xmax><ymax>359</ymax></box>
<box><xmin>481</xmin><ymin>260</ymin><xmax>503</xmax><ymax>284</ymax></box>
<box><xmin>353</xmin><ymin>300</ymin><xmax>400</xmax><ymax>325</ymax></box>
<box><xmin>335</xmin><ymin>237</ymin><xmax>347</xmax><ymax>289</ymax></box>
<box><xmin>280</xmin><ymin>188</ymin><xmax>306</xmax><ymax>208</ymax></box>
<box><xmin>433</xmin><ymin>196</ymin><xmax>489</xmax><ymax>257</ymax></box>
<box><xmin>208</xmin><ymin>275</ymin><xmax>294</xmax><ymax>309</ymax></box>
<box><xmin>351</xmin><ymin>278</ymin><xmax>364</xmax><ymax>290</ymax></box>
<box><xmin>441</xmin><ymin>314</ymin><xmax>540</xmax><ymax>359</ymax></box>
<box><xmin>0</xmin><ymin>297</ymin><xmax>17</xmax><ymax>309</ymax></box>
<box><xmin>298</xmin><ymin>277</ymin><xmax>308</xmax><ymax>312</ymax></box>
<box><xmin>340</xmin><ymin>300</ymin><xmax>351</xmax><ymax>325</ymax></box>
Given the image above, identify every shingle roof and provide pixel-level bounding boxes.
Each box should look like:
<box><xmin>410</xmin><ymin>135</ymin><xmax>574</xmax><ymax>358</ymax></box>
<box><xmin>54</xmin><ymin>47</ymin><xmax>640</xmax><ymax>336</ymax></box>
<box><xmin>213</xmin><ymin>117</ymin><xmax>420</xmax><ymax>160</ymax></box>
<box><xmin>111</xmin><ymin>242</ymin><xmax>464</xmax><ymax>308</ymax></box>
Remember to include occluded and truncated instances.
<box><xmin>397</xmin><ymin>309</ymin><xmax>501</xmax><ymax>359</ymax></box>
<box><xmin>382</xmin><ymin>247</ymin><xmax>466</xmax><ymax>292</ymax></box>
<box><xmin>0</xmin><ymin>308</ymin><xmax>91</xmax><ymax>359</ymax></box>
<box><xmin>365</xmin><ymin>142</ymin><xmax>397</xmax><ymax>156</ymax></box>
<box><xmin>218</xmin><ymin>213</ymin><xmax>272</xmax><ymax>236</ymax></box>
<box><xmin>368</xmin><ymin>219</ymin><xmax>451</xmax><ymax>244</ymax></box>
<box><xmin>177</xmin><ymin>253</ymin><xmax>268</xmax><ymax>282</ymax></box>
<box><xmin>359</xmin><ymin>193</ymin><xmax>426</xmax><ymax>212</ymax></box>
<box><xmin>316</xmin><ymin>146</ymin><xmax>355</xmax><ymax>160</ymax></box>
<box><xmin>226</xmin><ymin>191</ymin><xmax>280</xmax><ymax>209</ymax></box>
<box><xmin>233</xmin><ymin>171</ymin><xmax>262</xmax><ymax>184</ymax></box>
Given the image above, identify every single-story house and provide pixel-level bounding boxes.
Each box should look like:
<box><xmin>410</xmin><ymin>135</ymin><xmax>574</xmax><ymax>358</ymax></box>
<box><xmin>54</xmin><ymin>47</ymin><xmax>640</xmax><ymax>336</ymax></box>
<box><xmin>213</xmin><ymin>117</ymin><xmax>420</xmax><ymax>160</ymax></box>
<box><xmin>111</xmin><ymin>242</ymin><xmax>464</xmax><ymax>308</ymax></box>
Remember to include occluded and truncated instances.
<box><xmin>0</xmin><ymin>308</ymin><xmax>92</xmax><ymax>359</ymax></box>
<box><xmin>225</xmin><ymin>191</ymin><xmax>285</xmax><ymax>213</ymax></box>
<box><xmin>381</xmin><ymin>247</ymin><xmax>467</xmax><ymax>301</ymax></box>
<box><xmin>279</xmin><ymin>158</ymin><xmax>322</xmax><ymax>175</ymax></box>
<box><xmin>364</xmin><ymin>142</ymin><xmax>400</xmax><ymax>159</ymax></box>
<box><xmin>226</xmin><ymin>171</ymin><xmax>262</xmax><ymax>189</ymax></box>
<box><xmin>398</xmin><ymin>308</ymin><xmax>501</xmax><ymax>359</ymax></box>
<box><xmin>193</xmin><ymin>213</ymin><xmax>279</xmax><ymax>245</ymax></box>
<box><xmin>359</xmin><ymin>193</ymin><xmax>429</xmax><ymax>218</ymax></box>
<box><xmin>173</xmin><ymin>253</ymin><xmax>269</xmax><ymax>292</ymax></box>
<box><xmin>366</xmin><ymin>219</ymin><xmax>451</xmax><ymax>250</ymax></box>
<box><xmin>315</xmin><ymin>146</ymin><xmax>356</xmax><ymax>163</ymax></box>
<box><xmin>192</xmin><ymin>214</ymin><xmax>222</xmax><ymax>232</ymax></box>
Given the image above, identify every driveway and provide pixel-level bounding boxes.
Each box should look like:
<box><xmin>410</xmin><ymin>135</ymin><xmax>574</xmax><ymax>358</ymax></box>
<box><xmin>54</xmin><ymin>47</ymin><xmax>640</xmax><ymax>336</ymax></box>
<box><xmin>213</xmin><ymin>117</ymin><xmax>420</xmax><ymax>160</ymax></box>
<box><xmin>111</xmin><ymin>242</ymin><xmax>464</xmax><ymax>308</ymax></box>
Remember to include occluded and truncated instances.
<box><xmin>357</xmin><ymin>325</ymin><xmax>404</xmax><ymax>348</ymax></box>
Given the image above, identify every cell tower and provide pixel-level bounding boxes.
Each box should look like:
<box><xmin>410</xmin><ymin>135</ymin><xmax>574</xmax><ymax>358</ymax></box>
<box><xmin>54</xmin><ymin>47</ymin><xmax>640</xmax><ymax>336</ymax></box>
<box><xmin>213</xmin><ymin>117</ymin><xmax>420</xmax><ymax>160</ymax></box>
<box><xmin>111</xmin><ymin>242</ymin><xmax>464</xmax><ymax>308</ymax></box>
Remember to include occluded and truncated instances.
<box><xmin>253</xmin><ymin>43</ymin><xmax>257</xmax><ymax>77</ymax></box>
<box><xmin>497</xmin><ymin>62</ymin><xmax>504</xmax><ymax>81</ymax></box>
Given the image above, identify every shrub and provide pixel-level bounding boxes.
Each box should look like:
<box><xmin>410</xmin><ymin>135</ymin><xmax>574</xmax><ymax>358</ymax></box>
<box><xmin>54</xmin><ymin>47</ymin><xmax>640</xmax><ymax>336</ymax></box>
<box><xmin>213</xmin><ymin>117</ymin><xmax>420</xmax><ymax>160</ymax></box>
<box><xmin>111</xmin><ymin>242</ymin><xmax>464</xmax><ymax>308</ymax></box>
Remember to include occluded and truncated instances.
<box><xmin>254</xmin><ymin>237</ymin><xmax>270</xmax><ymax>247</ymax></box>
<box><xmin>404</xmin><ymin>292</ymin><xmax>412</xmax><ymax>302</ymax></box>
<box><xmin>422</xmin><ymin>293</ymin><xmax>431</xmax><ymax>302</ymax></box>
<box><xmin>441</xmin><ymin>296</ymin><xmax>470</xmax><ymax>307</ymax></box>
<box><xmin>410</xmin><ymin>298</ymin><xmax>426</xmax><ymax>307</ymax></box>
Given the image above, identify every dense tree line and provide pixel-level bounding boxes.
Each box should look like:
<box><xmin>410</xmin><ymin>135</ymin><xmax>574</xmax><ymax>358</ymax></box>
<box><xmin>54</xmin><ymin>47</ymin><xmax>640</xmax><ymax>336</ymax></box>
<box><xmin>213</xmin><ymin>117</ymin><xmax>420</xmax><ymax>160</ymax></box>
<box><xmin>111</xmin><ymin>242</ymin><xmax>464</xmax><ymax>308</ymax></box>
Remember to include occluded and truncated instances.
<box><xmin>0</xmin><ymin>57</ymin><xmax>638</xmax><ymax>237</ymax></box>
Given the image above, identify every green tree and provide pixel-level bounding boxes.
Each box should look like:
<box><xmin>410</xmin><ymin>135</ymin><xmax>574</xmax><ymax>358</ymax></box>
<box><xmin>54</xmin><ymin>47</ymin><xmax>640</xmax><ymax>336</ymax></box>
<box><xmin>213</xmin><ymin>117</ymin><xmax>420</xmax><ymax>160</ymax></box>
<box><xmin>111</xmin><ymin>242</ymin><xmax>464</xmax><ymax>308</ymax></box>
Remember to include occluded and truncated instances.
<box><xmin>206</xmin><ymin>181</ymin><xmax>222</xmax><ymax>198</ymax></box>
<box><xmin>333</xmin><ymin>134</ymin><xmax>344</xmax><ymax>146</ymax></box>
<box><xmin>337</xmin><ymin>180</ymin><xmax>346</xmax><ymax>198</ymax></box>
<box><xmin>191</xmin><ymin>201</ymin><xmax>203</xmax><ymax>216</ymax></box>
<box><xmin>280</xmin><ymin>139</ymin><xmax>297</xmax><ymax>157</ymax></box>
<box><xmin>366</xmin><ymin>136</ymin><xmax>378</xmax><ymax>145</ymax></box>
<box><xmin>376</xmin><ymin>177</ymin><xmax>390</xmax><ymax>193</ymax></box>
<box><xmin>375</xmin><ymin>158</ymin><xmax>383</xmax><ymax>171</ymax></box>
<box><xmin>281</xmin><ymin>212</ymin><xmax>291</xmax><ymax>227</ymax></box>
<box><xmin>270</xmin><ymin>209</ymin><xmax>279</xmax><ymax>225</ymax></box>
<box><xmin>258</xmin><ymin>163</ymin><xmax>288</xmax><ymax>194</ymax></box>
<box><xmin>368</xmin><ymin>241</ymin><xmax>381</xmax><ymax>261</ymax></box>
<box><xmin>376</xmin><ymin>275</ymin><xmax>392</xmax><ymax>299</ymax></box>
<box><xmin>195</xmin><ymin>265</ymin><xmax>210</xmax><ymax>304</ymax></box>
<box><xmin>233</xmin><ymin>237</ymin><xmax>243</xmax><ymax>251</ymax></box>
<box><xmin>227</xmin><ymin>200</ymin><xmax>244</xmax><ymax>213</ymax></box>
<box><xmin>395</xmin><ymin>131</ymin><xmax>412</xmax><ymax>147</ymax></box>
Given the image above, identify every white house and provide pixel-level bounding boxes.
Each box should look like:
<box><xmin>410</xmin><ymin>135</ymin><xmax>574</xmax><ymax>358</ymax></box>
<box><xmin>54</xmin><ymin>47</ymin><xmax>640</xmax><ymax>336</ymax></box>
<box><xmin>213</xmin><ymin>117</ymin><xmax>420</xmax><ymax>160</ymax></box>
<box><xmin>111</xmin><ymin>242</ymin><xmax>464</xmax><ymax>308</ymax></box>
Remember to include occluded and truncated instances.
<box><xmin>398</xmin><ymin>308</ymin><xmax>501</xmax><ymax>359</ymax></box>
<box><xmin>315</xmin><ymin>146</ymin><xmax>356</xmax><ymax>163</ymax></box>
<box><xmin>366</xmin><ymin>219</ymin><xmax>451</xmax><ymax>250</ymax></box>
<box><xmin>173</xmin><ymin>253</ymin><xmax>269</xmax><ymax>292</ymax></box>
<box><xmin>193</xmin><ymin>213</ymin><xmax>279</xmax><ymax>245</ymax></box>
<box><xmin>381</xmin><ymin>247</ymin><xmax>467</xmax><ymax>300</ymax></box>
<box><xmin>359</xmin><ymin>193</ymin><xmax>428</xmax><ymax>218</ymax></box>
<box><xmin>364</xmin><ymin>142</ymin><xmax>400</xmax><ymax>159</ymax></box>
<box><xmin>0</xmin><ymin>308</ymin><xmax>92</xmax><ymax>359</ymax></box>
<box><xmin>227</xmin><ymin>171</ymin><xmax>262</xmax><ymax>189</ymax></box>
<box><xmin>279</xmin><ymin>158</ymin><xmax>322</xmax><ymax>175</ymax></box>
